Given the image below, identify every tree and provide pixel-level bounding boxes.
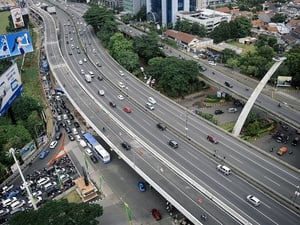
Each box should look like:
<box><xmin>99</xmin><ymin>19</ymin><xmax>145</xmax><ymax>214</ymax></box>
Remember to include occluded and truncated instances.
<box><xmin>133</xmin><ymin>34</ymin><xmax>161</xmax><ymax>62</ymax></box>
<box><xmin>135</xmin><ymin>5</ymin><xmax>146</xmax><ymax>22</ymax></box>
<box><xmin>209</xmin><ymin>21</ymin><xmax>231</xmax><ymax>43</ymax></box>
<box><xmin>231</xmin><ymin>16</ymin><xmax>252</xmax><ymax>38</ymax></box>
<box><xmin>190</xmin><ymin>23</ymin><xmax>206</xmax><ymax>37</ymax></box>
<box><xmin>115</xmin><ymin>50</ymin><xmax>139</xmax><ymax>72</ymax></box>
<box><xmin>9</xmin><ymin>199</ymin><xmax>103</xmax><ymax>225</ymax></box>
<box><xmin>271</xmin><ymin>13</ymin><xmax>287</xmax><ymax>23</ymax></box>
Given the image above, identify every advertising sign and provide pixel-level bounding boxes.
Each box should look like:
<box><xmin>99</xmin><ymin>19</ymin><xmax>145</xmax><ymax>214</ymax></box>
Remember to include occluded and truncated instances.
<box><xmin>276</xmin><ymin>76</ymin><xmax>292</xmax><ymax>87</ymax></box>
<box><xmin>10</xmin><ymin>6</ymin><xmax>25</xmax><ymax>29</ymax></box>
<box><xmin>0</xmin><ymin>30</ymin><xmax>33</xmax><ymax>60</ymax></box>
<box><xmin>0</xmin><ymin>63</ymin><xmax>23</xmax><ymax>116</ymax></box>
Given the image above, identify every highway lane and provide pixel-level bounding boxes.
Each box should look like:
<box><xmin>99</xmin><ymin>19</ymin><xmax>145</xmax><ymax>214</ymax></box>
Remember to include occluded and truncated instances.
<box><xmin>32</xmin><ymin>1</ymin><xmax>300</xmax><ymax>223</ymax></box>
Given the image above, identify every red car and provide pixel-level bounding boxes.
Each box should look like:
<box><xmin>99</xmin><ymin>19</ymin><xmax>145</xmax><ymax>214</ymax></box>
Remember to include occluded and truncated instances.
<box><xmin>151</xmin><ymin>208</ymin><xmax>161</xmax><ymax>221</ymax></box>
<box><xmin>207</xmin><ymin>135</ymin><xmax>218</xmax><ymax>144</ymax></box>
<box><xmin>123</xmin><ymin>106</ymin><xmax>131</xmax><ymax>113</ymax></box>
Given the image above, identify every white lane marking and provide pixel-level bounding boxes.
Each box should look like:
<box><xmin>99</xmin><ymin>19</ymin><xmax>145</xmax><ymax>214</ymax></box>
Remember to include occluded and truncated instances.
<box><xmin>264</xmin><ymin>176</ymin><xmax>281</xmax><ymax>187</ymax></box>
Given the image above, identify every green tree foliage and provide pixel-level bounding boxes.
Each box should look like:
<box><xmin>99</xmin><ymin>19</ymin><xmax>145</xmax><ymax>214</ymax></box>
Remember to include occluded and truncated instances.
<box><xmin>174</xmin><ymin>20</ymin><xmax>207</xmax><ymax>37</ymax></box>
<box><xmin>11</xmin><ymin>95</ymin><xmax>43</xmax><ymax>121</ymax></box>
<box><xmin>136</xmin><ymin>5</ymin><xmax>147</xmax><ymax>22</ymax></box>
<box><xmin>133</xmin><ymin>34</ymin><xmax>161</xmax><ymax>62</ymax></box>
<box><xmin>0</xmin><ymin>124</ymin><xmax>31</xmax><ymax>150</ymax></box>
<box><xmin>222</xmin><ymin>49</ymin><xmax>239</xmax><ymax>64</ymax></box>
<box><xmin>147</xmin><ymin>57</ymin><xmax>200</xmax><ymax>97</ymax></box>
<box><xmin>271</xmin><ymin>13</ymin><xmax>287</xmax><ymax>23</ymax></box>
<box><xmin>230</xmin><ymin>16</ymin><xmax>252</xmax><ymax>39</ymax></box>
<box><xmin>115</xmin><ymin>50</ymin><xmax>139</xmax><ymax>72</ymax></box>
<box><xmin>9</xmin><ymin>199</ymin><xmax>103</xmax><ymax>225</ymax></box>
<box><xmin>285</xmin><ymin>46</ymin><xmax>300</xmax><ymax>86</ymax></box>
<box><xmin>209</xmin><ymin>21</ymin><xmax>231</xmax><ymax>43</ymax></box>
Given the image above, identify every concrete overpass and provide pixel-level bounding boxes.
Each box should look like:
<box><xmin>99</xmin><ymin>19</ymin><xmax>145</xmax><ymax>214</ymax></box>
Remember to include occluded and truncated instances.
<box><xmin>232</xmin><ymin>57</ymin><xmax>286</xmax><ymax>137</ymax></box>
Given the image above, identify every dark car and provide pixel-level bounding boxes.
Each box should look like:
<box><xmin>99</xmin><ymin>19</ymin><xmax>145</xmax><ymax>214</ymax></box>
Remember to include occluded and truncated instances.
<box><xmin>157</xmin><ymin>123</ymin><xmax>167</xmax><ymax>131</ymax></box>
<box><xmin>73</xmin><ymin>121</ymin><xmax>80</xmax><ymax>128</ymax></box>
<box><xmin>121</xmin><ymin>141</ymin><xmax>131</xmax><ymax>150</ymax></box>
<box><xmin>68</xmin><ymin>114</ymin><xmax>74</xmax><ymax>120</ymax></box>
<box><xmin>55</xmin><ymin>125</ymin><xmax>60</xmax><ymax>132</ymax></box>
<box><xmin>90</xmin><ymin>155</ymin><xmax>98</xmax><ymax>164</ymax></box>
<box><xmin>214</xmin><ymin>109</ymin><xmax>224</xmax><ymax>115</ymax></box>
<box><xmin>96</xmin><ymin>62</ymin><xmax>102</xmax><ymax>67</ymax></box>
<box><xmin>207</xmin><ymin>135</ymin><xmax>218</xmax><ymax>144</ymax></box>
<box><xmin>68</xmin><ymin>134</ymin><xmax>75</xmax><ymax>141</ymax></box>
<box><xmin>138</xmin><ymin>182</ymin><xmax>146</xmax><ymax>192</ymax></box>
<box><xmin>224</xmin><ymin>81</ymin><xmax>233</xmax><ymax>88</ymax></box>
<box><xmin>55</xmin><ymin>132</ymin><xmax>62</xmax><ymax>140</ymax></box>
<box><xmin>65</xmin><ymin>127</ymin><xmax>71</xmax><ymax>133</ymax></box>
<box><xmin>151</xmin><ymin>208</ymin><xmax>161</xmax><ymax>221</ymax></box>
<box><xmin>168</xmin><ymin>140</ymin><xmax>178</xmax><ymax>149</ymax></box>
<box><xmin>292</xmin><ymin>137</ymin><xmax>299</xmax><ymax>146</ymax></box>
<box><xmin>97</xmin><ymin>75</ymin><xmax>103</xmax><ymax>81</ymax></box>
<box><xmin>109</xmin><ymin>101</ymin><xmax>116</xmax><ymax>108</ymax></box>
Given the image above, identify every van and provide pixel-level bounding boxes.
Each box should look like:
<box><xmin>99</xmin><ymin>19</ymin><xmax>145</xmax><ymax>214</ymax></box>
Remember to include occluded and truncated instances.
<box><xmin>217</xmin><ymin>164</ymin><xmax>231</xmax><ymax>175</ymax></box>
<box><xmin>224</xmin><ymin>81</ymin><xmax>233</xmax><ymax>88</ymax></box>
<box><xmin>168</xmin><ymin>140</ymin><xmax>178</xmax><ymax>149</ymax></box>
<box><xmin>10</xmin><ymin>200</ymin><xmax>25</xmax><ymax>210</ymax></box>
<box><xmin>43</xmin><ymin>182</ymin><xmax>57</xmax><ymax>191</ymax></box>
<box><xmin>2</xmin><ymin>197</ymin><xmax>17</xmax><ymax>207</ymax></box>
<box><xmin>85</xmin><ymin>74</ymin><xmax>92</xmax><ymax>83</ymax></box>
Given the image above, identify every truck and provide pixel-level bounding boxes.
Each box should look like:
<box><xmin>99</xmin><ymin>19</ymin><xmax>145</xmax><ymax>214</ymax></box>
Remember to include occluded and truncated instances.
<box><xmin>85</xmin><ymin>74</ymin><xmax>91</xmax><ymax>83</ymax></box>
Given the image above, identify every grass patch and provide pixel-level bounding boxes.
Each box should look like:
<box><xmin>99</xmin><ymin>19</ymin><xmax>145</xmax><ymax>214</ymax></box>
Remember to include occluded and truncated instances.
<box><xmin>226</xmin><ymin>40</ymin><xmax>256</xmax><ymax>55</ymax></box>
<box><xmin>220</xmin><ymin>122</ymin><xmax>235</xmax><ymax>132</ymax></box>
<box><xmin>64</xmin><ymin>190</ymin><xmax>82</xmax><ymax>203</ymax></box>
<box><xmin>0</xmin><ymin>11</ymin><xmax>10</xmax><ymax>34</ymax></box>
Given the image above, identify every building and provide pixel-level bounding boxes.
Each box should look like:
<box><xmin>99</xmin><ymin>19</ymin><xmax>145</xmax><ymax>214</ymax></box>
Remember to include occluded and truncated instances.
<box><xmin>176</xmin><ymin>9</ymin><xmax>231</xmax><ymax>33</ymax></box>
<box><xmin>123</xmin><ymin>0</ymin><xmax>146</xmax><ymax>14</ymax></box>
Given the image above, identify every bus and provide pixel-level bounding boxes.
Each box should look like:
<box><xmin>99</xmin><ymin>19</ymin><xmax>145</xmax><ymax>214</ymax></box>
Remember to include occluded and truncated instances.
<box><xmin>83</xmin><ymin>132</ymin><xmax>110</xmax><ymax>163</ymax></box>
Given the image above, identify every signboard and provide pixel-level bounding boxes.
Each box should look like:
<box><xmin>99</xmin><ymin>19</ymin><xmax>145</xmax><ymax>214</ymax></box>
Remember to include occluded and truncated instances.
<box><xmin>0</xmin><ymin>63</ymin><xmax>23</xmax><ymax>116</ymax></box>
<box><xmin>0</xmin><ymin>30</ymin><xmax>33</xmax><ymax>60</ymax></box>
<box><xmin>276</xmin><ymin>76</ymin><xmax>292</xmax><ymax>87</ymax></box>
<box><xmin>10</xmin><ymin>7</ymin><xmax>25</xmax><ymax>29</ymax></box>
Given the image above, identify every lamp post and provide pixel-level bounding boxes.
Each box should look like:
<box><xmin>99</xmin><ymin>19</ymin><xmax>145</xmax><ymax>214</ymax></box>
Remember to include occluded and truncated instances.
<box><xmin>185</xmin><ymin>107</ymin><xmax>189</xmax><ymax>138</ymax></box>
<box><xmin>9</xmin><ymin>148</ymin><xmax>37</xmax><ymax>210</ymax></box>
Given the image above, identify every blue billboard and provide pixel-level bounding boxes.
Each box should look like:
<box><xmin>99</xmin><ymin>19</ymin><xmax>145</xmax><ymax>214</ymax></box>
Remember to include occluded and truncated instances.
<box><xmin>0</xmin><ymin>30</ymin><xmax>34</xmax><ymax>60</ymax></box>
<box><xmin>0</xmin><ymin>63</ymin><xmax>23</xmax><ymax>116</ymax></box>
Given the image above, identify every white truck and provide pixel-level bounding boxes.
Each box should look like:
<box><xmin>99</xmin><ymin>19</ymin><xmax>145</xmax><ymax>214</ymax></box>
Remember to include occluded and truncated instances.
<box><xmin>85</xmin><ymin>74</ymin><xmax>91</xmax><ymax>83</ymax></box>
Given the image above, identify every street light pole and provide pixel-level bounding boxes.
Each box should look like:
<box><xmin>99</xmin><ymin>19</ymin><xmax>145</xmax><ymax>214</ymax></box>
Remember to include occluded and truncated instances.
<box><xmin>9</xmin><ymin>148</ymin><xmax>37</xmax><ymax>210</ymax></box>
<box><xmin>185</xmin><ymin>107</ymin><xmax>188</xmax><ymax>138</ymax></box>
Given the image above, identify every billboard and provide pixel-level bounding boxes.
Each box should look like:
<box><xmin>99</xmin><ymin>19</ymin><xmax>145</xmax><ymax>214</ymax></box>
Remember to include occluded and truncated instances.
<box><xmin>10</xmin><ymin>6</ymin><xmax>25</xmax><ymax>29</ymax></box>
<box><xmin>0</xmin><ymin>30</ymin><xmax>33</xmax><ymax>60</ymax></box>
<box><xmin>0</xmin><ymin>63</ymin><xmax>23</xmax><ymax>116</ymax></box>
<box><xmin>276</xmin><ymin>76</ymin><xmax>292</xmax><ymax>87</ymax></box>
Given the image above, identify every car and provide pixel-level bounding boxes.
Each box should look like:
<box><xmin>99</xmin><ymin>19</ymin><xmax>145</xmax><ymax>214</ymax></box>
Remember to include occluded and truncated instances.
<box><xmin>168</xmin><ymin>140</ymin><xmax>178</xmax><ymax>149</ymax></box>
<box><xmin>2</xmin><ymin>197</ymin><xmax>17</xmax><ymax>207</ymax></box>
<box><xmin>68</xmin><ymin>52</ymin><xmax>72</xmax><ymax>55</ymax></box>
<box><xmin>2</xmin><ymin>185</ymin><xmax>14</xmax><ymax>194</ymax></box>
<box><xmin>10</xmin><ymin>207</ymin><xmax>25</xmax><ymax>215</ymax></box>
<box><xmin>77</xmin><ymin>50</ymin><xmax>81</xmax><ymax>54</ymax></box>
<box><xmin>109</xmin><ymin>101</ymin><xmax>116</xmax><ymax>108</ymax></box>
<box><xmin>123</xmin><ymin>106</ymin><xmax>131</xmax><ymax>113</ymax></box>
<box><xmin>20</xmin><ymin>181</ymin><xmax>33</xmax><ymax>190</ymax></box>
<box><xmin>80</xmin><ymin>69</ymin><xmax>85</xmax><ymax>75</ymax></box>
<box><xmin>157</xmin><ymin>123</ymin><xmax>167</xmax><ymax>131</ymax></box>
<box><xmin>118</xmin><ymin>82</ymin><xmax>125</xmax><ymax>88</ymax></box>
<box><xmin>0</xmin><ymin>208</ymin><xmax>10</xmax><ymax>217</ymax></box>
<box><xmin>72</xmin><ymin>128</ymin><xmax>78</xmax><ymax>135</ymax></box>
<box><xmin>32</xmin><ymin>190</ymin><xmax>42</xmax><ymax>198</ymax></box>
<box><xmin>96</xmin><ymin>62</ymin><xmax>102</xmax><ymax>67</ymax></box>
<box><xmin>138</xmin><ymin>181</ymin><xmax>146</xmax><ymax>192</ymax></box>
<box><xmin>55</xmin><ymin>132</ymin><xmax>62</xmax><ymax>140</ymax></box>
<box><xmin>277</xmin><ymin>146</ymin><xmax>288</xmax><ymax>156</ymax></box>
<box><xmin>53</xmin><ymin>168</ymin><xmax>66</xmax><ymax>176</ymax></box>
<box><xmin>84</xmin><ymin>147</ymin><xmax>93</xmax><ymax>156</ymax></box>
<box><xmin>49</xmin><ymin>141</ymin><xmax>58</xmax><ymax>149</ymax></box>
<box><xmin>78</xmin><ymin>60</ymin><xmax>83</xmax><ymax>65</ymax></box>
<box><xmin>151</xmin><ymin>208</ymin><xmax>161</xmax><ymax>221</ymax></box>
<box><xmin>119</xmin><ymin>70</ymin><xmax>125</xmax><ymax>76</ymax></box>
<box><xmin>37</xmin><ymin>177</ymin><xmax>51</xmax><ymax>187</ymax></box>
<box><xmin>217</xmin><ymin>164</ymin><xmax>231</xmax><ymax>175</ymax></box>
<box><xmin>292</xmin><ymin>137</ymin><xmax>299</xmax><ymax>146</ymax></box>
<box><xmin>98</xmin><ymin>90</ymin><xmax>105</xmax><ymax>96</ymax></box>
<box><xmin>65</xmin><ymin>127</ymin><xmax>71</xmax><ymax>133</ymax></box>
<box><xmin>75</xmin><ymin>134</ymin><xmax>81</xmax><ymax>142</ymax></box>
<box><xmin>207</xmin><ymin>135</ymin><xmax>218</xmax><ymax>144</ymax></box>
<box><xmin>224</xmin><ymin>81</ymin><xmax>233</xmax><ymax>88</ymax></box>
<box><xmin>68</xmin><ymin>114</ymin><xmax>74</xmax><ymax>120</ymax></box>
<box><xmin>214</xmin><ymin>109</ymin><xmax>224</xmax><ymax>115</ymax></box>
<box><xmin>148</xmin><ymin>97</ymin><xmax>156</xmax><ymax>104</ymax></box>
<box><xmin>121</xmin><ymin>141</ymin><xmax>131</xmax><ymax>150</ymax></box>
<box><xmin>83</xmin><ymin>57</ymin><xmax>87</xmax><ymax>62</ymax></box>
<box><xmin>66</xmin><ymin>119</ymin><xmax>72</xmax><ymax>126</ymax></box>
<box><xmin>68</xmin><ymin>134</ymin><xmax>75</xmax><ymax>141</ymax></box>
<box><xmin>118</xmin><ymin>94</ymin><xmax>125</xmax><ymax>100</ymax></box>
<box><xmin>228</xmin><ymin>107</ymin><xmax>238</xmax><ymax>113</ymax></box>
<box><xmin>246</xmin><ymin>195</ymin><xmax>261</xmax><ymax>207</ymax></box>
<box><xmin>27</xmin><ymin>196</ymin><xmax>42</xmax><ymax>207</ymax></box>
<box><xmin>90</xmin><ymin>155</ymin><xmax>98</xmax><ymax>163</ymax></box>
<box><xmin>39</xmin><ymin>150</ymin><xmax>50</xmax><ymax>159</ymax></box>
<box><xmin>6</xmin><ymin>189</ymin><xmax>20</xmax><ymax>199</ymax></box>
<box><xmin>73</xmin><ymin>121</ymin><xmax>80</xmax><ymax>128</ymax></box>
<box><xmin>88</xmin><ymin>71</ymin><xmax>95</xmax><ymax>77</ymax></box>
<box><xmin>208</xmin><ymin>61</ymin><xmax>217</xmax><ymax>66</ymax></box>
<box><xmin>57</xmin><ymin>114</ymin><xmax>62</xmax><ymax>121</ymax></box>
<box><xmin>146</xmin><ymin>102</ymin><xmax>154</xmax><ymax>110</ymax></box>
<box><xmin>97</xmin><ymin>75</ymin><xmax>103</xmax><ymax>81</ymax></box>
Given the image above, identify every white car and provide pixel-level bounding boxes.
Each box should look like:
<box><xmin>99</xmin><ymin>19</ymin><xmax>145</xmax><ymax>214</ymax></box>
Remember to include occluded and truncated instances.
<box><xmin>20</xmin><ymin>180</ymin><xmax>34</xmax><ymax>190</ymax></box>
<box><xmin>98</xmin><ymin>90</ymin><xmax>105</xmax><ymax>96</ymax></box>
<box><xmin>148</xmin><ymin>97</ymin><xmax>156</xmax><ymax>104</ymax></box>
<box><xmin>84</xmin><ymin>147</ymin><xmax>93</xmax><ymax>156</ymax></box>
<box><xmin>119</xmin><ymin>70</ymin><xmax>125</xmax><ymax>76</ymax></box>
<box><xmin>78</xmin><ymin>60</ymin><xmax>83</xmax><ymax>65</ymax></box>
<box><xmin>36</xmin><ymin>177</ymin><xmax>51</xmax><ymax>187</ymax></box>
<box><xmin>117</xmin><ymin>95</ymin><xmax>124</xmax><ymax>100</ymax></box>
<box><xmin>80</xmin><ymin>69</ymin><xmax>85</xmax><ymax>75</ymax></box>
<box><xmin>246</xmin><ymin>195</ymin><xmax>261</xmax><ymax>207</ymax></box>
<box><xmin>118</xmin><ymin>82</ymin><xmax>125</xmax><ymax>88</ymax></box>
<box><xmin>88</xmin><ymin>71</ymin><xmax>94</xmax><ymax>77</ymax></box>
<box><xmin>208</xmin><ymin>61</ymin><xmax>217</xmax><ymax>66</ymax></box>
<box><xmin>32</xmin><ymin>191</ymin><xmax>42</xmax><ymax>198</ymax></box>
<box><xmin>83</xmin><ymin>58</ymin><xmax>87</xmax><ymax>62</ymax></box>
<box><xmin>50</xmin><ymin>140</ymin><xmax>58</xmax><ymax>149</ymax></box>
<box><xmin>72</xmin><ymin>128</ymin><xmax>78</xmax><ymax>135</ymax></box>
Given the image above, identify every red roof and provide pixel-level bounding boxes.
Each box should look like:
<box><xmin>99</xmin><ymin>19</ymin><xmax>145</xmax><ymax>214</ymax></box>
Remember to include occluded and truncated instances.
<box><xmin>164</xmin><ymin>30</ymin><xmax>197</xmax><ymax>44</ymax></box>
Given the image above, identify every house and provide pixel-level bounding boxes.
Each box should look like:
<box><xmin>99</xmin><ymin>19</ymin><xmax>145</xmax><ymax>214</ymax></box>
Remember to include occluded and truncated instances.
<box><xmin>164</xmin><ymin>30</ymin><xmax>201</xmax><ymax>51</ymax></box>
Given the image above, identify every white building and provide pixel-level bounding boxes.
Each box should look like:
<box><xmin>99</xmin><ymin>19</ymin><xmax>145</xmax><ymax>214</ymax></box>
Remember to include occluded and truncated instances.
<box><xmin>176</xmin><ymin>8</ymin><xmax>231</xmax><ymax>33</ymax></box>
